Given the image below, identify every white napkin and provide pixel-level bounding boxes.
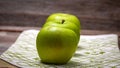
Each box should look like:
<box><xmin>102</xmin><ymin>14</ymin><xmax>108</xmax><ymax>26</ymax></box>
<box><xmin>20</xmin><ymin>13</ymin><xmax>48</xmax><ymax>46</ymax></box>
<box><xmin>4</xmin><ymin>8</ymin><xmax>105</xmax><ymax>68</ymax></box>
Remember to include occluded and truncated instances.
<box><xmin>0</xmin><ymin>30</ymin><xmax>120</xmax><ymax>68</ymax></box>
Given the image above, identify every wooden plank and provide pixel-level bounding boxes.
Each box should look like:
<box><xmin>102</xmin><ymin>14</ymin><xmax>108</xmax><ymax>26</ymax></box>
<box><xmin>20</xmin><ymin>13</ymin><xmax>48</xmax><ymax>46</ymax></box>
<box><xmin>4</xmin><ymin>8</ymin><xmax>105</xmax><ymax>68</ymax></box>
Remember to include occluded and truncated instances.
<box><xmin>0</xmin><ymin>59</ymin><xmax>17</xmax><ymax>68</ymax></box>
<box><xmin>0</xmin><ymin>26</ymin><xmax>120</xmax><ymax>35</ymax></box>
<box><xmin>0</xmin><ymin>26</ymin><xmax>40</xmax><ymax>32</ymax></box>
<box><xmin>0</xmin><ymin>27</ymin><xmax>119</xmax><ymax>52</ymax></box>
<box><xmin>0</xmin><ymin>29</ymin><xmax>120</xmax><ymax>67</ymax></box>
<box><xmin>0</xmin><ymin>0</ymin><xmax>120</xmax><ymax>31</ymax></box>
<box><xmin>0</xmin><ymin>13</ymin><xmax>120</xmax><ymax>31</ymax></box>
<box><xmin>0</xmin><ymin>0</ymin><xmax>119</xmax><ymax>20</ymax></box>
<box><xmin>0</xmin><ymin>31</ymin><xmax>20</xmax><ymax>67</ymax></box>
<box><xmin>0</xmin><ymin>0</ymin><xmax>120</xmax><ymax>62</ymax></box>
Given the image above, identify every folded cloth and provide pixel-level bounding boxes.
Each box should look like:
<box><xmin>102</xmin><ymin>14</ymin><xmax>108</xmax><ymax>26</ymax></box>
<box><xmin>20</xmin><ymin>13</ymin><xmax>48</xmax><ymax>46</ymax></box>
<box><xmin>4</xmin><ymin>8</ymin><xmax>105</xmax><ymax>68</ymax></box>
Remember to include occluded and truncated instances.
<box><xmin>0</xmin><ymin>30</ymin><xmax>120</xmax><ymax>68</ymax></box>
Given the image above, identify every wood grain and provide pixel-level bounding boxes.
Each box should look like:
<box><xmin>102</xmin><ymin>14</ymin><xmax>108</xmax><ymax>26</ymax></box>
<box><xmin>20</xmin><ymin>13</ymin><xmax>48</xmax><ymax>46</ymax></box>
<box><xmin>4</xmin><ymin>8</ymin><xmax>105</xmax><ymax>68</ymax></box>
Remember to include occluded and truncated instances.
<box><xmin>0</xmin><ymin>26</ymin><xmax>120</xmax><ymax>67</ymax></box>
<box><xmin>0</xmin><ymin>0</ymin><xmax>120</xmax><ymax>67</ymax></box>
<box><xmin>0</xmin><ymin>26</ymin><xmax>120</xmax><ymax>55</ymax></box>
<box><xmin>0</xmin><ymin>59</ymin><xmax>17</xmax><ymax>68</ymax></box>
<box><xmin>0</xmin><ymin>0</ymin><xmax>120</xmax><ymax>31</ymax></box>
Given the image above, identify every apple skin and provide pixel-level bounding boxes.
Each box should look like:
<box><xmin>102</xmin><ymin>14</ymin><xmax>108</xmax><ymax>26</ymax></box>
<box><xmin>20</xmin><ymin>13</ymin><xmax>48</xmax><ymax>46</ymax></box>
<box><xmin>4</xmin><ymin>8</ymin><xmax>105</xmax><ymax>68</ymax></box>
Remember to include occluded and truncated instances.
<box><xmin>46</xmin><ymin>13</ymin><xmax>80</xmax><ymax>28</ymax></box>
<box><xmin>44</xmin><ymin>13</ymin><xmax>81</xmax><ymax>41</ymax></box>
<box><xmin>43</xmin><ymin>20</ymin><xmax>80</xmax><ymax>42</ymax></box>
<box><xmin>36</xmin><ymin>26</ymin><xmax>78</xmax><ymax>64</ymax></box>
<box><xmin>36</xmin><ymin>13</ymin><xmax>80</xmax><ymax>64</ymax></box>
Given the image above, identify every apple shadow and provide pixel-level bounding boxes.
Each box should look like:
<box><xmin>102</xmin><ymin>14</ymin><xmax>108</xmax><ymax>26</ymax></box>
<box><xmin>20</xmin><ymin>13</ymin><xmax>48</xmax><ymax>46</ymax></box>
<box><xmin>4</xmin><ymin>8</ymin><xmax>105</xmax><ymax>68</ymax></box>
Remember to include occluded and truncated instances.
<box><xmin>38</xmin><ymin>47</ymin><xmax>83</xmax><ymax>67</ymax></box>
<box><xmin>39</xmin><ymin>60</ymin><xmax>81</xmax><ymax>67</ymax></box>
<box><xmin>73</xmin><ymin>53</ymin><xmax>83</xmax><ymax>57</ymax></box>
<box><xmin>38</xmin><ymin>52</ymin><xmax>83</xmax><ymax>67</ymax></box>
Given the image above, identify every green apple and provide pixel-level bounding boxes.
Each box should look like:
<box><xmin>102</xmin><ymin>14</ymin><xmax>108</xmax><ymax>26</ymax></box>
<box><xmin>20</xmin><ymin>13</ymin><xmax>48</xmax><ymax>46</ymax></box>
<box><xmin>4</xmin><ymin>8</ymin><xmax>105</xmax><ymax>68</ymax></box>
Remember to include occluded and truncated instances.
<box><xmin>43</xmin><ymin>20</ymin><xmax>80</xmax><ymax>41</ymax></box>
<box><xmin>36</xmin><ymin>13</ymin><xmax>80</xmax><ymax>64</ymax></box>
<box><xmin>45</xmin><ymin>13</ymin><xmax>80</xmax><ymax>40</ymax></box>
<box><xmin>36</xmin><ymin>26</ymin><xmax>78</xmax><ymax>64</ymax></box>
<box><xmin>46</xmin><ymin>13</ymin><xmax>80</xmax><ymax>28</ymax></box>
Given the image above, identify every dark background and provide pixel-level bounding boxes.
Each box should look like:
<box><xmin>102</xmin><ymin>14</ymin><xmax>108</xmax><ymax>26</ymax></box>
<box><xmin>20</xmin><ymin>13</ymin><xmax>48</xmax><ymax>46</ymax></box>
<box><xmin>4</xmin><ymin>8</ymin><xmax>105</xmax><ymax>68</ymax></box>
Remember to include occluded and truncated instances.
<box><xmin>0</xmin><ymin>0</ymin><xmax>120</xmax><ymax>31</ymax></box>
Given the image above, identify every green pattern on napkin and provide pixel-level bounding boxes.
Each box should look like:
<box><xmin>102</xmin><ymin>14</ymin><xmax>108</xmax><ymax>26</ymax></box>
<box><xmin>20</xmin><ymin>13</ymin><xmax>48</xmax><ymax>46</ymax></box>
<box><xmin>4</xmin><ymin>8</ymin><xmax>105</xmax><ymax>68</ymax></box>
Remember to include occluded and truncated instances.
<box><xmin>0</xmin><ymin>30</ymin><xmax>120</xmax><ymax>68</ymax></box>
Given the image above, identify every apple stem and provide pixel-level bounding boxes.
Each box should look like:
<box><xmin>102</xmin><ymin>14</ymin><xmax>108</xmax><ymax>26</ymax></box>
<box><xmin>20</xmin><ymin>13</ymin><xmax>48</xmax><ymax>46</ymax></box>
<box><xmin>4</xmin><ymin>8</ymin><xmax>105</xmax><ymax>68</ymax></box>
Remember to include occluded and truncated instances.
<box><xmin>62</xmin><ymin>20</ymin><xmax>65</xmax><ymax>24</ymax></box>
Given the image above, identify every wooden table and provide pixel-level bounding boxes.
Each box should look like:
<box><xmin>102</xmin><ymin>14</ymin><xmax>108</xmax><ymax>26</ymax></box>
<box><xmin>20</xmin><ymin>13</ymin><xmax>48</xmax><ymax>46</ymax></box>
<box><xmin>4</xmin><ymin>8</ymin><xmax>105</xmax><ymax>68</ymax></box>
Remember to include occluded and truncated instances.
<box><xmin>0</xmin><ymin>0</ymin><xmax>120</xmax><ymax>67</ymax></box>
<box><xmin>0</xmin><ymin>26</ymin><xmax>120</xmax><ymax>68</ymax></box>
